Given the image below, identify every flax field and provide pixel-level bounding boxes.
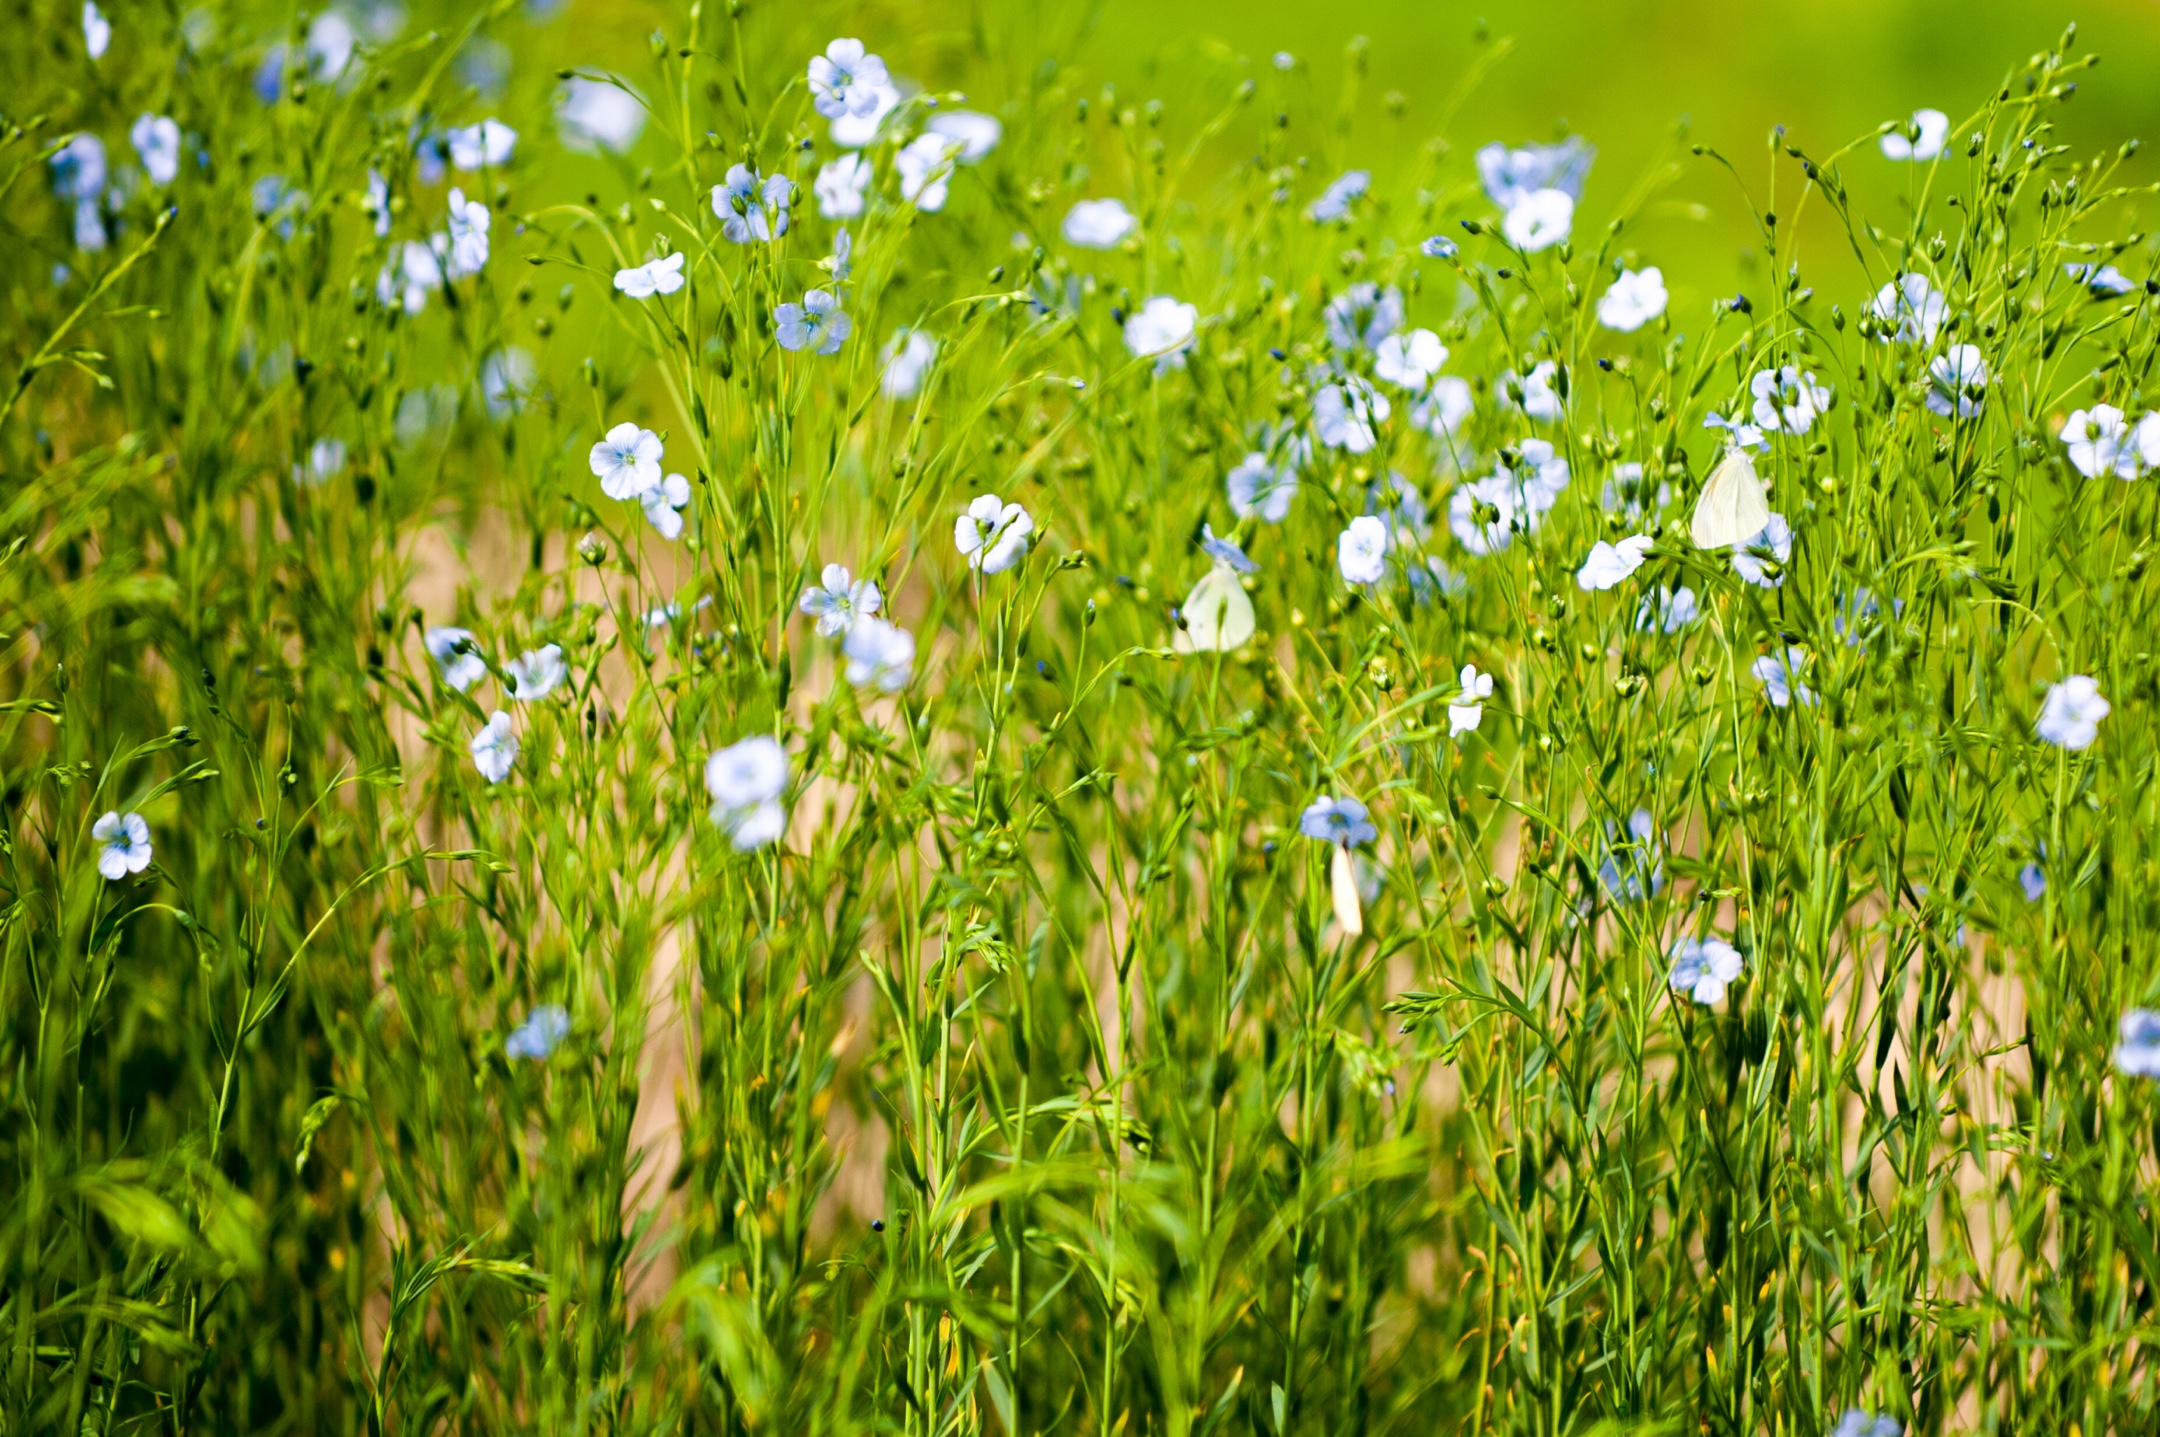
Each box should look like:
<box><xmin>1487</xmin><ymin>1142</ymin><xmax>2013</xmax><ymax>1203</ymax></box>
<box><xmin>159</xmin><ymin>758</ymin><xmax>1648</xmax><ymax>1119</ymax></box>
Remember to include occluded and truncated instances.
<box><xmin>6</xmin><ymin>0</ymin><xmax>2160</xmax><ymax>1432</ymax></box>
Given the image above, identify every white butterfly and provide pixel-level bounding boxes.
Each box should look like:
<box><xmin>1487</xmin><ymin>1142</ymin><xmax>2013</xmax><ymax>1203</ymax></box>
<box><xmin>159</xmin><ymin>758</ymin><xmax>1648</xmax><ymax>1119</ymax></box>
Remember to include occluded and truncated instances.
<box><xmin>1329</xmin><ymin>844</ymin><xmax>1365</xmax><ymax>936</ymax></box>
<box><xmin>1690</xmin><ymin>447</ymin><xmax>1771</xmax><ymax>550</ymax></box>
<box><xmin>1176</xmin><ymin>567</ymin><xmax>1256</xmax><ymax>653</ymax></box>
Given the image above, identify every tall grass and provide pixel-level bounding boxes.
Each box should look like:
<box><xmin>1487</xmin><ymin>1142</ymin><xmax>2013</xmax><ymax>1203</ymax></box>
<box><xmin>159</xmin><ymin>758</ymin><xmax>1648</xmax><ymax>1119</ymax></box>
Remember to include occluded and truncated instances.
<box><xmin>3</xmin><ymin>3</ymin><xmax>2158</xmax><ymax>1432</ymax></box>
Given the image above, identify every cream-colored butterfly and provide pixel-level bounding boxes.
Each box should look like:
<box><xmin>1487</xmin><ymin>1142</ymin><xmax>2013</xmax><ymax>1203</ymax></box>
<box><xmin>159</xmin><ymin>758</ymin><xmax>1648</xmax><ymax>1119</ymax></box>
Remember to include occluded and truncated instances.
<box><xmin>1176</xmin><ymin>566</ymin><xmax>1255</xmax><ymax>653</ymax></box>
<box><xmin>1690</xmin><ymin>446</ymin><xmax>1771</xmax><ymax>550</ymax></box>
<box><xmin>1329</xmin><ymin>844</ymin><xmax>1365</xmax><ymax>936</ymax></box>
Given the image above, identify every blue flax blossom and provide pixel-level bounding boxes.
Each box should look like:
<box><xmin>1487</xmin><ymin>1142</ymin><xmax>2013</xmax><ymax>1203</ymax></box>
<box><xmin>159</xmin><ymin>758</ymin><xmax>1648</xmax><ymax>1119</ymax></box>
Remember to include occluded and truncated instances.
<box><xmin>706</xmin><ymin>736</ymin><xmax>789</xmax><ymax>851</ymax></box>
<box><xmin>1307</xmin><ymin>170</ymin><xmax>1369</xmax><ymax>222</ymax></box>
<box><xmin>799</xmin><ymin>564</ymin><xmax>883</xmax><ymax>637</ymax></box>
<box><xmin>776</xmin><ymin>290</ymin><xmax>850</xmax><ymax>354</ymax></box>
<box><xmin>1668</xmin><ymin>937</ymin><xmax>1743</xmax><ymax>1006</ymax></box>
<box><xmin>1300</xmin><ymin>796</ymin><xmax>1377</xmax><ymax>848</ymax></box>
<box><xmin>714</xmin><ymin>164</ymin><xmax>790</xmax><ymax>243</ymax></box>
<box><xmin>92</xmin><ymin>811</ymin><xmax>151</xmax><ymax>880</ymax></box>
<box><xmin>507</xmin><ymin>1005</ymin><xmax>570</xmax><ymax>1060</ymax></box>
<box><xmin>1830</xmin><ymin>1411</ymin><xmax>1902</xmax><ymax>1437</ymax></box>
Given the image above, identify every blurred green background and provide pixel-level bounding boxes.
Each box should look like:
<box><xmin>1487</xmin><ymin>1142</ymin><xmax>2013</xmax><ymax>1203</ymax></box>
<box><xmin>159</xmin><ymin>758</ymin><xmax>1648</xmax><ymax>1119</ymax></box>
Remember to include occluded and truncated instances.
<box><xmin>1100</xmin><ymin>0</ymin><xmax>2160</xmax><ymax>289</ymax></box>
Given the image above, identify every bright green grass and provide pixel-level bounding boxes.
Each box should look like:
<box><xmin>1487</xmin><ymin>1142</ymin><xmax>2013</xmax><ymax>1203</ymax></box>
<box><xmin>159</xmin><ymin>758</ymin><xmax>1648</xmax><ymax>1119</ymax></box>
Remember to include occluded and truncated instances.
<box><xmin>3</xmin><ymin>4</ymin><xmax>2158</xmax><ymax>1433</ymax></box>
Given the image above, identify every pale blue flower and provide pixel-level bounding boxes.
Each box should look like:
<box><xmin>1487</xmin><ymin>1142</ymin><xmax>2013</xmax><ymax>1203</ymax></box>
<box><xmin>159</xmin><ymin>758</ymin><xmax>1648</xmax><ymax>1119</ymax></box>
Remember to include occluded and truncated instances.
<box><xmin>1323</xmin><ymin>282</ymin><xmax>1402</xmax><ymax>351</ymax></box>
<box><xmin>444</xmin><ymin>187</ymin><xmax>490</xmax><ymax>277</ymax></box>
<box><xmin>2037</xmin><ymin>675</ymin><xmax>2108</xmax><ymax>750</ymax></box>
<box><xmin>2067</xmin><ymin>262</ymin><xmax>2134</xmax><ymax>296</ymax></box>
<box><xmin>1063</xmin><ymin>198</ymin><xmax>1136</xmax><ymax>248</ymax></box>
<box><xmin>881</xmin><ymin>329</ymin><xmax>936</xmax><ymax>398</ymax></box>
<box><xmin>614</xmin><ymin>252</ymin><xmax>685</xmax><ymax>299</ymax></box>
<box><xmin>1751</xmin><ymin>646</ymin><xmax>1815</xmax><ymax>708</ymax></box>
<box><xmin>897</xmin><ymin>132</ymin><xmax>961</xmax><ymax>211</ymax></box>
<box><xmin>817</xmin><ymin>153</ymin><xmax>872</xmax><ymax>219</ymax></box>
<box><xmin>799</xmin><ymin>563</ymin><xmax>883</xmax><ymax>637</ymax></box>
<box><xmin>1668</xmin><ymin>937</ymin><xmax>1743</xmax><ymax>1006</ymax></box>
<box><xmin>130</xmin><ymin>114</ymin><xmax>181</xmax><ymax>186</ymax></box>
<box><xmin>447</xmin><ymin>119</ymin><xmax>517</xmax><ymax>170</ymax></box>
<box><xmin>1830</xmin><ymin>1410</ymin><xmax>1902</xmax><ymax>1437</ymax></box>
<box><xmin>1227</xmin><ymin>453</ymin><xmax>1298</xmax><ymax>523</ymax></box>
<box><xmin>1476</xmin><ymin>137</ymin><xmax>1593</xmax><ymax>208</ymax></box>
<box><xmin>1419</xmin><ymin>235</ymin><xmax>1458</xmax><ymax>259</ymax></box>
<box><xmin>470</xmin><ymin>711</ymin><xmax>518</xmax><ymax>783</ymax></box>
<box><xmin>82</xmin><ymin>0</ymin><xmax>110</xmax><ymax>58</ymax></box>
<box><xmin>1200</xmin><ymin>524</ymin><xmax>1258</xmax><ymax>573</ymax></box>
<box><xmin>955</xmin><ymin>495</ymin><xmax>1033</xmax><ymax>574</ymax></box>
<box><xmin>713</xmin><ymin>163</ymin><xmax>791</xmax><ymax>243</ymax></box>
<box><xmin>844</xmin><ymin>616</ymin><xmax>915</xmax><ymax>693</ymax></box>
<box><xmin>1307</xmin><ymin>170</ymin><xmax>1369</xmax><ymax>222</ymax></box>
<box><xmin>807</xmin><ymin>38</ymin><xmax>889</xmax><ymax>120</ymax></box>
<box><xmin>589</xmin><ymin>421</ymin><xmax>663</xmax><ymax>500</ymax></box>
<box><xmin>558</xmin><ymin>76</ymin><xmax>646</xmax><ymax>153</ymax></box>
<box><xmin>1598</xmin><ymin>809</ymin><xmax>1663</xmax><ymax>902</ymax></box>
<box><xmin>506</xmin><ymin>1005</ymin><xmax>570</xmax><ymax>1059</ymax></box>
<box><xmin>706</xmin><ymin>736</ymin><xmax>789</xmax><ymax>851</ymax></box>
<box><xmin>505</xmin><ymin>644</ymin><xmax>566</xmax><ymax>701</ymax></box>
<box><xmin>92</xmin><ymin>811</ymin><xmax>150</xmax><ymax>880</ymax></box>
<box><xmin>776</xmin><ymin>289</ymin><xmax>851</xmax><ymax>354</ymax></box>
<box><xmin>425</xmin><ymin>626</ymin><xmax>487</xmax><ymax>690</ymax></box>
<box><xmin>1299</xmin><ymin>795</ymin><xmax>1377</xmax><ymax>847</ymax></box>
<box><xmin>642</xmin><ymin>473</ymin><xmax>691</xmax><ymax>539</ymax></box>
<box><xmin>1731</xmin><ymin>513</ymin><xmax>1793</xmax><ymax>589</ymax></box>
<box><xmin>1879</xmin><ymin>109</ymin><xmax>1947</xmax><ymax>161</ymax></box>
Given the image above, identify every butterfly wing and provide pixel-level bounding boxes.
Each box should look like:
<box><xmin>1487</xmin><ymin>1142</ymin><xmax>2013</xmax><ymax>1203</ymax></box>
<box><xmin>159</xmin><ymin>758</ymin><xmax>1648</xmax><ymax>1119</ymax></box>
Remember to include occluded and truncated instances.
<box><xmin>1329</xmin><ymin>844</ymin><xmax>1366</xmax><ymax>936</ymax></box>
<box><xmin>1691</xmin><ymin>449</ymin><xmax>1771</xmax><ymax>549</ymax></box>
<box><xmin>1179</xmin><ymin>568</ymin><xmax>1256</xmax><ymax>652</ymax></box>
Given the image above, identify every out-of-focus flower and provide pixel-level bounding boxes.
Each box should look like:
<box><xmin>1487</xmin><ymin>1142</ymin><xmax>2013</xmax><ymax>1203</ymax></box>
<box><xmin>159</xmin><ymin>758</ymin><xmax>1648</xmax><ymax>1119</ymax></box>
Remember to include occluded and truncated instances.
<box><xmin>706</xmin><ymin>736</ymin><xmax>789</xmax><ymax>851</ymax></box>
<box><xmin>1669</xmin><ymin>937</ymin><xmax>1743</xmax><ymax>1006</ymax></box>
<box><xmin>1337</xmin><ymin>515</ymin><xmax>1389</xmax><ymax>585</ymax></box>
<box><xmin>880</xmin><ymin>328</ymin><xmax>937</xmax><ymax>398</ymax></box>
<box><xmin>2062</xmin><ymin>405</ymin><xmax>2141</xmax><ymax>479</ymax></box>
<box><xmin>800</xmin><ymin>564</ymin><xmax>883</xmax><ymax>637</ymax></box>
<box><xmin>926</xmin><ymin>110</ymin><xmax>1001</xmax><ymax>162</ymax></box>
<box><xmin>1749</xmin><ymin>366</ymin><xmax>1830</xmax><ymax>434</ymax></box>
<box><xmin>1705</xmin><ymin>410</ymin><xmax>1766</xmax><ymax>450</ymax></box>
<box><xmin>1314</xmin><ymin>377</ymin><xmax>1389</xmax><ymax>453</ymax></box>
<box><xmin>1375</xmin><ymin>329</ymin><xmax>1446</xmax><ymax>390</ymax></box>
<box><xmin>1448</xmin><ymin>474</ymin><xmax>1519</xmax><ymax>556</ymax></box>
<box><xmin>1731</xmin><ymin>513</ymin><xmax>1793</xmax><ymax>589</ymax></box>
<box><xmin>1323</xmin><ymin>282</ymin><xmax>1403</xmax><ymax>352</ymax></box>
<box><xmin>816</xmin><ymin>153</ymin><xmax>872</xmax><ymax>218</ymax></box>
<box><xmin>614</xmin><ymin>252</ymin><xmax>685</xmax><ymax>299</ymax></box>
<box><xmin>713</xmin><ymin>164</ymin><xmax>791</xmax><ymax>243</ymax></box>
<box><xmin>1449</xmin><ymin>664</ymin><xmax>1495</xmax><ymax>737</ymax></box>
<box><xmin>481</xmin><ymin>348</ymin><xmax>537</xmax><ymax>418</ymax></box>
<box><xmin>1063</xmin><ymin>197</ymin><xmax>1137</xmax><ymax>248</ymax></box>
<box><xmin>642</xmin><ymin>473</ymin><xmax>692</xmax><ymax>539</ymax></box>
<box><xmin>1636</xmin><ymin>585</ymin><xmax>1698</xmax><ymax>634</ymax></box>
<box><xmin>307</xmin><ymin>11</ymin><xmax>355</xmax><ymax>78</ymax></box>
<box><xmin>2017</xmin><ymin>862</ymin><xmax>2046</xmax><ymax>903</ymax></box>
<box><xmin>1506</xmin><ymin>360</ymin><xmax>1564</xmax><ymax>421</ymax></box>
<box><xmin>955</xmin><ymin>495</ymin><xmax>1034</xmax><ymax>574</ymax></box>
<box><xmin>1124</xmin><ymin>295</ymin><xmax>1198</xmax><ymax>371</ymax></box>
<box><xmin>83</xmin><ymin>0</ymin><xmax>110</xmax><ymax>57</ymax></box>
<box><xmin>844</xmin><ymin>616</ymin><xmax>916</xmax><ymax>693</ymax></box>
<box><xmin>2113</xmin><ymin>1010</ymin><xmax>2160</xmax><ymax>1078</ymax></box>
<box><xmin>2037</xmin><ymin>675</ymin><xmax>2109</xmax><ymax>750</ymax></box>
<box><xmin>1577</xmin><ymin>535</ymin><xmax>1653</xmax><ymax>591</ymax></box>
<box><xmin>1926</xmin><ymin>345</ymin><xmax>1989</xmax><ymax>418</ymax></box>
<box><xmin>897</xmin><ymin>132</ymin><xmax>962</xmax><ymax>211</ymax></box>
<box><xmin>807</xmin><ymin>38</ymin><xmax>889</xmax><ymax>120</ymax></box>
<box><xmin>1598</xmin><ymin>266</ymin><xmax>1666</xmax><ymax>330</ymax></box>
<box><xmin>590</xmin><ymin>421</ymin><xmax>663</xmax><ymax>499</ymax></box>
<box><xmin>1476</xmin><ymin>137</ymin><xmax>1593</xmax><ymax>208</ymax></box>
<box><xmin>1199</xmin><ymin>524</ymin><xmax>1258</xmax><ymax>574</ymax></box>
<box><xmin>1307</xmin><ymin>169</ymin><xmax>1370</xmax><ymax>222</ymax></box>
<box><xmin>1420</xmin><ymin>235</ymin><xmax>1459</xmax><ymax>259</ymax></box>
<box><xmin>1879</xmin><ymin>109</ymin><xmax>1948</xmax><ymax>162</ymax></box>
<box><xmin>1870</xmin><ymin>273</ymin><xmax>1945</xmax><ymax>344</ymax></box>
<box><xmin>1412</xmin><ymin>377</ymin><xmax>1474</xmax><ymax>437</ymax></box>
<box><xmin>776</xmin><ymin>290</ymin><xmax>851</xmax><ymax>354</ymax></box>
<box><xmin>131</xmin><ymin>115</ymin><xmax>181</xmax><ymax>186</ymax></box>
<box><xmin>1502</xmin><ymin>189</ymin><xmax>1573</xmax><ymax>251</ymax></box>
<box><xmin>2067</xmin><ymin>262</ymin><xmax>2135</xmax><ymax>296</ymax></box>
<box><xmin>470</xmin><ymin>711</ymin><xmax>518</xmax><ymax>783</ymax></box>
<box><xmin>506</xmin><ymin>1005</ymin><xmax>569</xmax><ymax>1060</ymax></box>
<box><xmin>1751</xmin><ymin>647</ymin><xmax>1815</xmax><ymax>708</ymax></box>
<box><xmin>1300</xmin><ymin>795</ymin><xmax>1377</xmax><ymax>846</ymax></box>
<box><xmin>444</xmin><ymin>188</ymin><xmax>490</xmax><ymax>277</ymax></box>
<box><xmin>558</xmin><ymin>77</ymin><xmax>645</xmax><ymax>153</ymax></box>
<box><xmin>425</xmin><ymin>627</ymin><xmax>487</xmax><ymax>690</ymax></box>
<box><xmin>1829</xmin><ymin>1410</ymin><xmax>1903</xmax><ymax>1437</ymax></box>
<box><xmin>505</xmin><ymin>644</ymin><xmax>565</xmax><ymax>701</ymax></box>
<box><xmin>92</xmin><ymin>811</ymin><xmax>150</xmax><ymax>879</ymax></box>
<box><xmin>447</xmin><ymin>119</ymin><xmax>517</xmax><ymax>169</ymax></box>
<box><xmin>365</xmin><ymin>167</ymin><xmax>391</xmax><ymax>236</ymax></box>
<box><xmin>296</xmin><ymin>437</ymin><xmax>346</xmax><ymax>486</ymax></box>
<box><xmin>51</xmin><ymin>133</ymin><xmax>106</xmax><ymax>205</ymax></box>
<box><xmin>1228</xmin><ymin>453</ymin><xmax>1298</xmax><ymax>523</ymax></box>
<box><xmin>830</xmin><ymin>80</ymin><xmax>902</xmax><ymax>147</ymax></box>
<box><xmin>1599</xmin><ymin>809</ymin><xmax>1664</xmax><ymax>902</ymax></box>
